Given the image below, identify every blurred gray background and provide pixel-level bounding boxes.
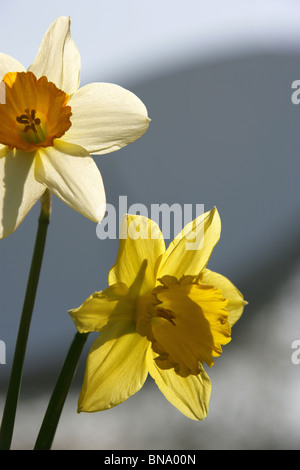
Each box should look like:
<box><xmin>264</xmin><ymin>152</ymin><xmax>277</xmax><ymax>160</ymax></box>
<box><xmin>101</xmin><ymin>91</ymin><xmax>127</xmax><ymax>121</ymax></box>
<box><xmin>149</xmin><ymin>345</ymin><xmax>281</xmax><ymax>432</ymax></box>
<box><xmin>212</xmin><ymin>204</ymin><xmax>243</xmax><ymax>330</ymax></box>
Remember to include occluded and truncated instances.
<box><xmin>1</xmin><ymin>0</ymin><xmax>300</xmax><ymax>450</ymax></box>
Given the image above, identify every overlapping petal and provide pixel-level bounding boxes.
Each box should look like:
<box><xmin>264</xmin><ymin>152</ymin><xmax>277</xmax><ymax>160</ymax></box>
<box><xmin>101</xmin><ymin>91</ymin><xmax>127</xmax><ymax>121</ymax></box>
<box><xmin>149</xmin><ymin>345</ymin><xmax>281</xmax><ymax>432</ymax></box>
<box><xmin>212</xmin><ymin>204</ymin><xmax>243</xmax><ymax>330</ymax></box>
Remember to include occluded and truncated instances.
<box><xmin>0</xmin><ymin>149</ymin><xmax>45</xmax><ymax>238</ymax></box>
<box><xmin>69</xmin><ymin>283</ymin><xmax>135</xmax><ymax>334</ymax></box>
<box><xmin>63</xmin><ymin>82</ymin><xmax>150</xmax><ymax>155</ymax></box>
<box><xmin>78</xmin><ymin>324</ymin><xmax>149</xmax><ymax>412</ymax></box>
<box><xmin>28</xmin><ymin>16</ymin><xmax>80</xmax><ymax>95</ymax></box>
<box><xmin>158</xmin><ymin>207</ymin><xmax>221</xmax><ymax>280</ymax></box>
<box><xmin>34</xmin><ymin>140</ymin><xmax>106</xmax><ymax>223</ymax></box>
<box><xmin>201</xmin><ymin>269</ymin><xmax>247</xmax><ymax>326</ymax></box>
<box><xmin>146</xmin><ymin>347</ymin><xmax>211</xmax><ymax>421</ymax></box>
<box><xmin>108</xmin><ymin>215</ymin><xmax>165</xmax><ymax>296</ymax></box>
<box><xmin>0</xmin><ymin>54</ymin><xmax>25</xmax><ymax>81</ymax></box>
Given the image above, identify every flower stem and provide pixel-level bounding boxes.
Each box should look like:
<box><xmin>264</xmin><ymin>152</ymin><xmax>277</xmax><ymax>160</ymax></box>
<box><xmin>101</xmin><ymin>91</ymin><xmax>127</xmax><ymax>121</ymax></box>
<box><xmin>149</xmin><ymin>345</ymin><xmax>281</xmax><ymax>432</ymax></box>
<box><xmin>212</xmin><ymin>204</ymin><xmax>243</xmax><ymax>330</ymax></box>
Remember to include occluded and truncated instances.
<box><xmin>0</xmin><ymin>190</ymin><xmax>52</xmax><ymax>450</ymax></box>
<box><xmin>34</xmin><ymin>331</ymin><xmax>89</xmax><ymax>450</ymax></box>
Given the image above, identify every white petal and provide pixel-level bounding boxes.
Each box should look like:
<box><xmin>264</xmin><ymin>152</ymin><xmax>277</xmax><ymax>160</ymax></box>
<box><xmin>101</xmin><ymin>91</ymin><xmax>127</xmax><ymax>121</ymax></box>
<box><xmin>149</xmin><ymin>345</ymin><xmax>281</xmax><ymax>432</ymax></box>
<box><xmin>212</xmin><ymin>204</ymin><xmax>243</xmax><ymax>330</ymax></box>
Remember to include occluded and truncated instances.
<box><xmin>28</xmin><ymin>17</ymin><xmax>80</xmax><ymax>95</ymax></box>
<box><xmin>0</xmin><ymin>149</ymin><xmax>45</xmax><ymax>238</ymax></box>
<box><xmin>34</xmin><ymin>140</ymin><xmax>106</xmax><ymax>223</ymax></box>
<box><xmin>0</xmin><ymin>53</ymin><xmax>25</xmax><ymax>81</ymax></box>
<box><xmin>64</xmin><ymin>83</ymin><xmax>150</xmax><ymax>155</ymax></box>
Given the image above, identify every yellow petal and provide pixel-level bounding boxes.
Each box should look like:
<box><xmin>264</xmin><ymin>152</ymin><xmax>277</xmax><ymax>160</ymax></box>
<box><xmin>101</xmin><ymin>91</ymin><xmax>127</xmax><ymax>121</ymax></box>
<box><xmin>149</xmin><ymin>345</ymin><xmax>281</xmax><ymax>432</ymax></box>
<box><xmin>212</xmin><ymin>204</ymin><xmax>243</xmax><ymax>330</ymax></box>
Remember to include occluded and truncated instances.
<box><xmin>0</xmin><ymin>53</ymin><xmax>25</xmax><ymax>81</ymax></box>
<box><xmin>158</xmin><ymin>207</ymin><xmax>221</xmax><ymax>279</ymax></box>
<box><xmin>146</xmin><ymin>347</ymin><xmax>211</xmax><ymax>421</ymax></box>
<box><xmin>78</xmin><ymin>324</ymin><xmax>149</xmax><ymax>412</ymax></box>
<box><xmin>0</xmin><ymin>145</ymin><xmax>10</xmax><ymax>159</ymax></box>
<box><xmin>28</xmin><ymin>17</ymin><xmax>80</xmax><ymax>95</ymax></box>
<box><xmin>108</xmin><ymin>214</ymin><xmax>165</xmax><ymax>297</ymax></box>
<box><xmin>34</xmin><ymin>140</ymin><xmax>106</xmax><ymax>223</ymax></box>
<box><xmin>69</xmin><ymin>282</ymin><xmax>135</xmax><ymax>334</ymax></box>
<box><xmin>0</xmin><ymin>149</ymin><xmax>45</xmax><ymax>238</ymax></box>
<box><xmin>63</xmin><ymin>82</ymin><xmax>150</xmax><ymax>155</ymax></box>
<box><xmin>201</xmin><ymin>269</ymin><xmax>247</xmax><ymax>326</ymax></box>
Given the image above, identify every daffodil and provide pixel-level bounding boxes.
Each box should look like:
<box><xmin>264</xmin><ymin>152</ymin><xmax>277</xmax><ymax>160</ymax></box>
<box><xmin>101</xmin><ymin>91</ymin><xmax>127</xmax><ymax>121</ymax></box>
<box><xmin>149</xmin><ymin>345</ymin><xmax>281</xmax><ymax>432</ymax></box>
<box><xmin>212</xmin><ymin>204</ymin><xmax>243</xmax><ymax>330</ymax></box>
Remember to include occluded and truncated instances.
<box><xmin>0</xmin><ymin>17</ymin><xmax>149</xmax><ymax>238</ymax></box>
<box><xmin>69</xmin><ymin>208</ymin><xmax>247</xmax><ymax>420</ymax></box>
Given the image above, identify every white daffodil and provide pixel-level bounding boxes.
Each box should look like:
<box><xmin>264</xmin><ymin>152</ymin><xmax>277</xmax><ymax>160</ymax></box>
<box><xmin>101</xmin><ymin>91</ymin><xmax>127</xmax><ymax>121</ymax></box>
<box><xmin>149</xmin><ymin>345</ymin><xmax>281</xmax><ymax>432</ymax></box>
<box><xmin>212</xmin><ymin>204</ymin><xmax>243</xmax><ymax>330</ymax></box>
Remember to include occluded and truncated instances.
<box><xmin>0</xmin><ymin>17</ymin><xmax>150</xmax><ymax>238</ymax></box>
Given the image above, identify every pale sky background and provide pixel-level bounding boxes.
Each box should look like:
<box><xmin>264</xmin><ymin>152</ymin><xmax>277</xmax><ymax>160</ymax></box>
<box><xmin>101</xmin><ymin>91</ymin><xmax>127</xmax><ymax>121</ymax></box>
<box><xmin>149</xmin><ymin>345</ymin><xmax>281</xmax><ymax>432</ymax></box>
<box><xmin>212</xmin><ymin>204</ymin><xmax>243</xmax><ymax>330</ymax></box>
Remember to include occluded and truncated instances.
<box><xmin>1</xmin><ymin>0</ymin><xmax>300</xmax><ymax>450</ymax></box>
<box><xmin>2</xmin><ymin>0</ymin><xmax>300</xmax><ymax>85</ymax></box>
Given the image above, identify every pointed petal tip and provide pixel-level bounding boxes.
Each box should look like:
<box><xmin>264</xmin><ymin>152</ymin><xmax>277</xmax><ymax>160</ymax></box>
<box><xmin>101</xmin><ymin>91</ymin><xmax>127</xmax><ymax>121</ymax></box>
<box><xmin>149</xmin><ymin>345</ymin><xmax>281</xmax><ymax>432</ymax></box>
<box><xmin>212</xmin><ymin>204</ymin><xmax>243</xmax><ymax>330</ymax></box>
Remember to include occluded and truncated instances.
<box><xmin>96</xmin><ymin>202</ymin><xmax>107</xmax><ymax>223</ymax></box>
<box><xmin>53</xmin><ymin>15</ymin><xmax>71</xmax><ymax>25</ymax></box>
<box><xmin>211</xmin><ymin>205</ymin><xmax>220</xmax><ymax>221</ymax></box>
<box><xmin>29</xmin><ymin>15</ymin><xmax>80</xmax><ymax>95</ymax></box>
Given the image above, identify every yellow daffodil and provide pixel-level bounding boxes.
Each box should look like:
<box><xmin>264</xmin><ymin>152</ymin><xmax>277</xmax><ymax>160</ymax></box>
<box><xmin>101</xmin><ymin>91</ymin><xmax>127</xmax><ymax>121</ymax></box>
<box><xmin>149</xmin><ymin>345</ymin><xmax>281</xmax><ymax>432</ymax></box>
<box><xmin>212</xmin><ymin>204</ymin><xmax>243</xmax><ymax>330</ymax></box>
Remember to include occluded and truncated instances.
<box><xmin>0</xmin><ymin>17</ymin><xmax>149</xmax><ymax>238</ymax></box>
<box><xmin>69</xmin><ymin>208</ymin><xmax>247</xmax><ymax>420</ymax></box>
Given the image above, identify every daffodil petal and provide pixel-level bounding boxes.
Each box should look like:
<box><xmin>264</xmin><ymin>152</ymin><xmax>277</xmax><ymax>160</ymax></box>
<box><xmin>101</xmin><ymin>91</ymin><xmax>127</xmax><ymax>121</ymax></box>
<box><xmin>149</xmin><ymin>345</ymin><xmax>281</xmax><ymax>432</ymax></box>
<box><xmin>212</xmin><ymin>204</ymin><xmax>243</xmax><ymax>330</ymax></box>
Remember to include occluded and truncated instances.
<box><xmin>0</xmin><ymin>145</ymin><xmax>10</xmax><ymax>159</ymax></box>
<box><xmin>34</xmin><ymin>140</ymin><xmax>106</xmax><ymax>223</ymax></box>
<box><xmin>0</xmin><ymin>149</ymin><xmax>45</xmax><ymax>238</ymax></box>
<box><xmin>146</xmin><ymin>347</ymin><xmax>211</xmax><ymax>420</ymax></box>
<box><xmin>78</xmin><ymin>324</ymin><xmax>149</xmax><ymax>412</ymax></box>
<box><xmin>108</xmin><ymin>215</ymin><xmax>166</xmax><ymax>297</ymax></box>
<box><xmin>0</xmin><ymin>54</ymin><xmax>25</xmax><ymax>81</ymax></box>
<box><xmin>69</xmin><ymin>283</ymin><xmax>135</xmax><ymax>334</ymax></box>
<box><xmin>158</xmin><ymin>207</ymin><xmax>221</xmax><ymax>279</ymax></box>
<box><xmin>28</xmin><ymin>17</ymin><xmax>80</xmax><ymax>95</ymax></box>
<box><xmin>63</xmin><ymin>83</ymin><xmax>150</xmax><ymax>155</ymax></box>
<box><xmin>201</xmin><ymin>269</ymin><xmax>247</xmax><ymax>326</ymax></box>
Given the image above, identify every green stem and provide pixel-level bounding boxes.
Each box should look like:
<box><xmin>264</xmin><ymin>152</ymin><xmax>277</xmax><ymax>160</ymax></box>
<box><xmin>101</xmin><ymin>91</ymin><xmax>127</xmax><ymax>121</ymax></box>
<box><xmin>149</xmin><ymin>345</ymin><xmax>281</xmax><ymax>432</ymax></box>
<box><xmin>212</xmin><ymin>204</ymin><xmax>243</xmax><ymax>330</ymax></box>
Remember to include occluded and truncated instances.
<box><xmin>34</xmin><ymin>331</ymin><xmax>89</xmax><ymax>450</ymax></box>
<box><xmin>0</xmin><ymin>190</ymin><xmax>52</xmax><ymax>450</ymax></box>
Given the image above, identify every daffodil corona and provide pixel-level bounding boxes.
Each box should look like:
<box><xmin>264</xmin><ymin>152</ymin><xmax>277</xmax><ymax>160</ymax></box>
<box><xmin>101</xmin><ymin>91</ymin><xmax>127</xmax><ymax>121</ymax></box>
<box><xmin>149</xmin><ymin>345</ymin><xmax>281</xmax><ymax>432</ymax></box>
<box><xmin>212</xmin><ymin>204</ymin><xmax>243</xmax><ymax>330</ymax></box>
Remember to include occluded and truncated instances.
<box><xmin>0</xmin><ymin>71</ymin><xmax>72</xmax><ymax>152</ymax></box>
<box><xmin>0</xmin><ymin>17</ymin><xmax>149</xmax><ymax>238</ymax></box>
<box><xmin>70</xmin><ymin>208</ymin><xmax>247</xmax><ymax>420</ymax></box>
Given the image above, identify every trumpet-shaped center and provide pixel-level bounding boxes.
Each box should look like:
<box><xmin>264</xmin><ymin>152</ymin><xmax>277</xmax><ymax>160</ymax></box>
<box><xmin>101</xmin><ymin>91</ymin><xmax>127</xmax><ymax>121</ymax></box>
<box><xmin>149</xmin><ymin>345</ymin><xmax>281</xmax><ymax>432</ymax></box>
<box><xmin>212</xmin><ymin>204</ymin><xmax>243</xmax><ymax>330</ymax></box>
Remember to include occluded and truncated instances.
<box><xmin>0</xmin><ymin>71</ymin><xmax>72</xmax><ymax>152</ymax></box>
<box><xmin>136</xmin><ymin>275</ymin><xmax>231</xmax><ymax>377</ymax></box>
